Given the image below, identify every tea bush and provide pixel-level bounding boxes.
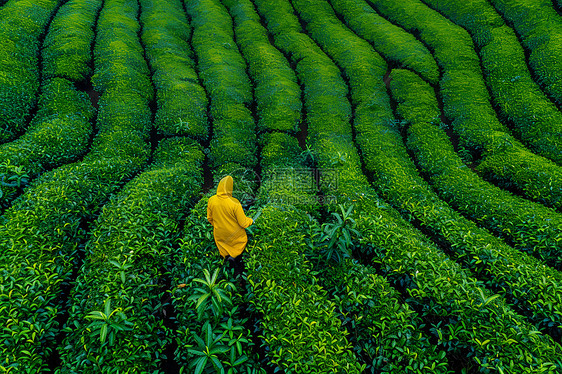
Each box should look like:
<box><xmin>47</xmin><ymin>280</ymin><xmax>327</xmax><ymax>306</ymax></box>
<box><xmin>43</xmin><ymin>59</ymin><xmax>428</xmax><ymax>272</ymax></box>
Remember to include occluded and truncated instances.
<box><xmin>92</xmin><ymin>0</ymin><xmax>153</xmax><ymax>103</ymax></box>
<box><xmin>2</xmin><ymin>0</ymin><xmax>561</xmax><ymax>371</ymax></box>
<box><xmin>0</xmin><ymin>0</ymin><xmax>61</xmax><ymax>143</ymax></box>
<box><xmin>328</xmin><ymin>0</ymin><xmax>439</xmax><ymax>85</ymax></box>
<box><xmin>140</xmin><ymin>0</ymin><xmax>209</xmax><ymax>139</ymax></box>
<box><xmin>0</xmin><ymin>78</ymin><xmax>94</xmax><ymax>207</ymax></box>
<box><xmin>42</xmin><ymin>0</ymin><xmax>102</xmax><ymax>81</ymax></box>
<box><xmin>256</xmin><ymin>0</ymin><xmax>562</xmax><ymax>370</ymax></box>
<box><xmin>356</xmin><ymin>210</ymin><xmax>562</xmax><ymax>372</ymax></box>
<box><xmin>366</xmin><ymin>0</ymin><xmax>562</xmax><ymax>211</ymax></box>
<box><xmin>390</xmin><ymin>68</ymin><xmax>562</xmax><ymax>269</ymax></box>
<box><xmin>184</xmin><ymin>0</ymin><xmax>257</xmax><ymax>169</ymax></box>
<box><xmin>223</xmin><ymin>0</ymin><xmax>302</xmax><ymax>134</ymax></box>
<box><xmin>247</xmin><ymin>205</ymin><xmax>364</xmax><ymax>373</ymax></box>
<box><xmin>58</xmin><ymin>138</ymin><xmax>204</xmax><ymax>373</ymax></box>
<box><xmin>421</xmin><ymin>0</ymin><xmax>562</xmax><ymax>165</ymax></box>
<box><xmin>171</xmin><ymin>198</ymin><xmax>264</xmax><ymax>374</ymax></box>
<box><xmin>0</xmin><ymin>0</ymin><xmax>100</xmax><ymax>207</ymax></box>
<box><xmin>487</xmin><ymin>0</ymin><xmax>562</xmax><ymax>106</ymax></box>
<box><xmin>246</xmin><ymin>111</ymin><xmax>363</xmax><ymax>371</ymax></box>
<box><xmin>317</xmin><ymin>258</ymin><xmax>448</xmax><ymax>373</ymax></box>
<box><xmin>0</xmin><ymin>0</ymin><xmax>152</xmax><ymax>370</ymax></box>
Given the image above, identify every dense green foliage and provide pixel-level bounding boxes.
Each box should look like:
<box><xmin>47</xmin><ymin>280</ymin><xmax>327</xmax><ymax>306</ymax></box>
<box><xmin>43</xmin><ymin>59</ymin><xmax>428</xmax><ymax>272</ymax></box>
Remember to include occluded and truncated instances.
<box><xmin>1</xmin><ymin>0</ymin><xmax>561</xmax><ymax>372</ymax></box>
<box><xmin>247</xmin><ymin>205</ymin><xmax>364</xmax><ymax>373</ymax></box>
<box><xmin>171</xmin><ymin>199</ymin><xmax>264</xmax><ymax>374</ymax></box>
<box><xmin>224</xmin><ymin>0</ymin><xmax>301</xmax><ymax>134</ymax></box>
<box><xmin>58</xmin><ymin>138</ymin><xmax>204</xmax><ymax>373</ymax></box>
<box><xmin>488</xmin><ymin>0</ymin><xmax>562</xmax><ymax>106</ymax></box>
<box><xmin>0</xmin><ymin>0</ymin><xmax>152</xmax><ymax>370</ymax></box>
<box><xmin>141</xmin><ymin>0</ymin><xmax>208</xmax><ymax>139</ymax></box>
<box><xmin>0</xmin><ymin>0</ymin><xmax>61</xmax><ymax>143</ymax></box>
<box><xmin>329</xmin><ymin>0</ymin><xmax>439</xmax><ymax>84</ymax></box>
<box><xmin>389</xmin><ymin>68</ymin><xmax>562</xmax><ymax>336</ymax></box>
<box><xmin>0</xmin><ymin>0</ymin><xmax>100</xmax><ymax>208</ymax></box>
<box><xmin>248</xmin><ymin>135</ymin><xmax>362</xmax><ymax>372</ymax></box>
<box><xmin>421</xmin><ymin>0</ymin><xmax>562</xmax><ymax>165</ymax></box>
<box><xmin>185</xmin><ymin>0</ymin><xmax>256</xmax><ymax>170</ymax></box>
<box><xmin>308</xmin><ymin>204</ymin><xmax>447</xmax><ymax>373</ymax></box>
<box><xmin>389</xmin><ymin>69</ymin><xmax>562</xmax><ymax>267</ymax></box>
<box><xmin>0</xmin><ymin>78</ymin><xmax>95</xmax><ymax>207</ymax></box>
<box><xmin>293</xmin><ymin>0</ymin><xmax>562</xmax><ymax>349</ymax></box>
<box><xmin>42</xmin><ymin>0</ymin><xmax>102</xmax><ymax>81</ymax></box>
<box><xmin>367</xmin><ymin>0</ymin><xmax>562</xmax><ymax>211</ymax></box>
<box><xmin>256</xmin><ymin>0</ymin><xmax>562</xmax><ymax>370</ymax></box>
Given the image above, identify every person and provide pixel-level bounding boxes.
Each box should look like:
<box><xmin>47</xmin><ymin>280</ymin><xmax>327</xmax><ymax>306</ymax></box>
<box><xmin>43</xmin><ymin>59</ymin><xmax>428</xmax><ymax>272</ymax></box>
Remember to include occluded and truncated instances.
<box><xmin>207</xmin><ymin>175</ymin><xmax>253</xmax><ymax>277</ymax></box>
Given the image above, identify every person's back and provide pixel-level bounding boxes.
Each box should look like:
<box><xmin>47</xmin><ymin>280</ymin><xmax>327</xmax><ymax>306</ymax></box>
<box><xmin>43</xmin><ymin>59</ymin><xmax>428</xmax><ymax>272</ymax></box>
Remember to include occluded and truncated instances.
<box><xmin>207</xmin><ymin>175</ymin><xmax>253</xmax><ymax>264</ymax></box>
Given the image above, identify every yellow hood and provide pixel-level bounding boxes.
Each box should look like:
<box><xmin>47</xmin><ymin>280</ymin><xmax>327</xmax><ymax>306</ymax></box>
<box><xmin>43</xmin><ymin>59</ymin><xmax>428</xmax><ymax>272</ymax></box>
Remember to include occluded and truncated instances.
<box><xmin>217</xmin><ymin>175</ymin><xmax>233</xmax><ymax>199</ymax></box>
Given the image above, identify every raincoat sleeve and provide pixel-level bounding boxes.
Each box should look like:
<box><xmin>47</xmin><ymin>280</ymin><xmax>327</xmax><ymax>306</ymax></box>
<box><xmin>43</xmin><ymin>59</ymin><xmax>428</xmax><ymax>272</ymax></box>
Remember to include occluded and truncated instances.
<box><xmin>234</xmin><ymin>203</ymin><xmax>253</xmax><ymax>229</ymax></box>
<box><xmin>207</xmin><ymin>199</ymin><xmax>214</xmax><ymax>226</ymax></box>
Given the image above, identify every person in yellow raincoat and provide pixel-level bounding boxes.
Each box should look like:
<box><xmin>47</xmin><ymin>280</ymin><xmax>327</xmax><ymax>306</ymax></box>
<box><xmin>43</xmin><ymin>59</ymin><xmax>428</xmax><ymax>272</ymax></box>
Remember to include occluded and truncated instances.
<box><xmin>207</xmin><ymin>175</ymin><xmax>253</xmax><ymax>275</ymax></box>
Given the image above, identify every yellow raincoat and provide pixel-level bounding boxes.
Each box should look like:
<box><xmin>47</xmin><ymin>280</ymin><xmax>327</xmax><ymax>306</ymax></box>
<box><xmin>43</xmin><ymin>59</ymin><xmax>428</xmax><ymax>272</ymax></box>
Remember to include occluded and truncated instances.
<box><xmin>207</xmin><ymin>175</ymin><xmax>253</xmax><ymax>258</ymax></box>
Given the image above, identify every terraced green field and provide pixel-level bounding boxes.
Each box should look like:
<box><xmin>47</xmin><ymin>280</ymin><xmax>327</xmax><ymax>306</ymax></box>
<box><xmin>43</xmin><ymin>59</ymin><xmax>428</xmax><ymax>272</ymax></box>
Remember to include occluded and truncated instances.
<box><xmin>0</xmin><ymin>0</ymin><xmax>561</xmax><ymax>372</ymax></box>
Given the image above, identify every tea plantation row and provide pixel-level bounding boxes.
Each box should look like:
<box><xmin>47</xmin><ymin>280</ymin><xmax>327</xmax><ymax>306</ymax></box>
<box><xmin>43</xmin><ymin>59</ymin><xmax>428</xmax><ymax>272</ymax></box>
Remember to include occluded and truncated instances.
<box><xmin>0</xmin><ymin>0</ymin><xmax>561</xmax><ymax>373</ymax></box>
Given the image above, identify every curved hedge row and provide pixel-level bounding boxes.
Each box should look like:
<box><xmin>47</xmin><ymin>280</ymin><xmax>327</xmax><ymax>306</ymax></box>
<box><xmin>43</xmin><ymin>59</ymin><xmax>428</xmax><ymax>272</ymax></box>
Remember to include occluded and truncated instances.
<box><xmin>355</xmin><ymin>205</ymin><xmax>562</xmax><ymax>372</ymax></box>
<box><xmin>420</xmin><ymin>0</ymin><xmax>562</xmax><ymax>165</ymax></box>
<box><xmin>185</xmin><ymin>1</ymin><xmax>363</xmax><ymax>368</ymax></box>
<box><xmin>0</xmin><ymin>0</ymin><xmax>153</xmax><ymax>371</ymax></box>
<box><xmin>389</xmin><ymin>68</ymin><xmax>562</xmax><ymax>267</ymax></box>
<box><xmin>164</xmin><ymin>1</ymin><xmax>265</xmax><ymax>371</ymax></box>
<box><xmin>0</xmin><ymin>0</ymin><xmax>61</xmax><ymax>143</ymax></box>
<box><xmin>292</xmin><ymin>0</ymin><xmax>562</xmax><ymax>332</ymax></box>
<box><xmin>487</xmin><ymin>0</ymin><xmax>562</xmax><ymax>106</ymax></box>
<box><xmin>0</xmin><ymin>78</ymin><xmax>95</xmax><ymax>208</ymax></box>
<box><xmin>257</xmin><ymin>128</ymin><xmax>440</xmax><ymax>373</ymax></box>
<box><xmin>138</xmin><ymin>0</ymin><xmax>261</xmax><ymax>371</ymax></box>
<box><xmin>252</xmin><ymin>0</ymin><xmax>353</xmax><ymax>153</ymax></box>
<box><xmin>58</xmin><ymin>138</ymin><xmax>204</xmax><ymax>373</ymax></box>
<box><xmin>0</xmin><ymin>0</ymin><xmax>101</xmax><ymax>208</ymax></box>
<box><xmin>42</xmin><ymin>0</ymin><xmax>102</xmax><ymax>81</ymax></box>
<box><xmin>387</xmin><ymin>68</ymin><xmax>562</xmax><ymax>334</ymax></box>
<box><xmin>248</xmin><ymin>132</ymin><xmax>363</xmax><ymax>373</ymax></box>
<box><xmin>247</xmin><ymin>207</ymin><xmax>364</xmax><ymax>373</ymax></box>
<box><xmin>184</xmin><ymin>0</ymin><xmax>257</xmax><ymax>170</ymax></box>
<box><xmin>223</xmin><ymin>0</ymin><xmax>301</xmax><ymax>134</ymax></box>
<box><xmin>140</xmin><ymin>0</ymin><xmax>208</xmax><ymax>139</ymax></box>
<box><xmin>366</xmin><ymin>0</ymin><xmax>562</xmax><ymax>212</ymax></box>
<box><xmin>171</xmin><ymin>197</ymin><xmax>264</xmax><ymax>374</ymax></box>
<box><xmin>328</xmin><ymin>0</ymin><xmax>439</xmax><ymax>85</ymax></box>
<box><xmin>306</xmin><ymin>0</ymin><xmax>562</xmax><ymax>267</ymax></box>
<box><xmin>256</xmin><ymin>0</ymin><xmax>562</xmax><ymax>370</ymax></box>
<box><xmin>317</xmin><ymin>258</ymin><xmax>448</xmax><ymax>373</ymax></box>
<box><xmin>213</xmin><ymin>3</ymin><xmax>369</xmax><ymax>366</ymax></box>
<box><xmin>92</xmin><ymin>3</ymin><xmax>153</xmax><ymax>103</ymax></box>
<box><xmin>290</xmin><ymin>0</ymin><xmax>387</xmax><ymax>114</ymax></box>
<box><xmin>228</xmin><ymin>3</ymin><xmax>378</xmax><ymax>361</ymax></box>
